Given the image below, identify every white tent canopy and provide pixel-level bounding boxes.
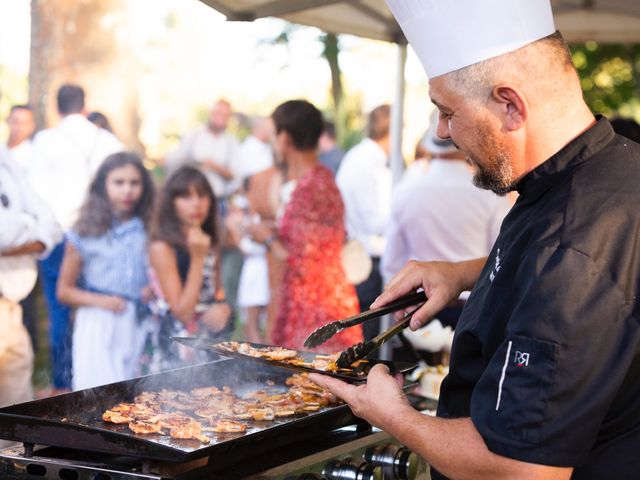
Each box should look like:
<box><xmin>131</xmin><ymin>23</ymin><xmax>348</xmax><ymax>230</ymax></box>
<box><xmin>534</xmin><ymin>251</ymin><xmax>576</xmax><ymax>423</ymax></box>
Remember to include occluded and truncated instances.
<box><xmin>200</xmin><ymin>0</ymin><xmax>640</xmax><ymax>44</ymax></box>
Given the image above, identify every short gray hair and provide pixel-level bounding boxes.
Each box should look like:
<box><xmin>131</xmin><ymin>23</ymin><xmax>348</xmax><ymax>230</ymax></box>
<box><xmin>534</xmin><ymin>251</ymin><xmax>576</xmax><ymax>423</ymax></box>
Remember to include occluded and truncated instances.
<box><xmin>444</xmin><ymin>31</ymin><xmax>575</xmax><ymax>103</ymax></box>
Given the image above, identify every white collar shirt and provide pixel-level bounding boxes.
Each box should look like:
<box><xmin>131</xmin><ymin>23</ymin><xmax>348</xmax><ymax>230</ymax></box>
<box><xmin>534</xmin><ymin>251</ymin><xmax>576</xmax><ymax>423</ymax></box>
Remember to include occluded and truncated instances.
<box><xmin>30</xmin><ymin>114</ymin><xmax>123</xmax><ymax>231</ymax></box>
<box><xmin>336</xmin><ymin>137</ymin><xmax>391</xmax><ymax>257</ymax></box>
<box><xmin>2</xmin><ymin>140</ymin><xmax>35</xmax><ymax>178</ymax></box>
<box><xmin>165</xmin><ymin>126</ymin><xmax>240</xmax><ymax>197</ymax></box>
<box><xmin>381</xmin><ymin>159</ymin><xmax>512</xmax><ymax>282</ymax></box>
<box><xmin>0</xmin><ymin>152</ymin><xmax>61</xmax><ymax>254</ymax></box>
<box><xmin>0</xmin><ymin>150</ymin><xmax>62</xmax><ymax>301</ymax></box>
<box><xmin>237</xmin><ymin>135</ymin><xmax>273</xmax><ymax>180</ymax></box>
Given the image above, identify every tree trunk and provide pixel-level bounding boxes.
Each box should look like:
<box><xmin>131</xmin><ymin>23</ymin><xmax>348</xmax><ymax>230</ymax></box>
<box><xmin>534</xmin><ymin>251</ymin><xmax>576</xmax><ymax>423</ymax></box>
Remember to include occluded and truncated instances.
<box><xmin>29</xmin><ymin>0</ymin><xmax>143</xmax><ymax>152</ymax></box>
<box><xmin>321</xmin><ymin>33</ymin><xmax>347</xmax><ymax>144</ymax></box>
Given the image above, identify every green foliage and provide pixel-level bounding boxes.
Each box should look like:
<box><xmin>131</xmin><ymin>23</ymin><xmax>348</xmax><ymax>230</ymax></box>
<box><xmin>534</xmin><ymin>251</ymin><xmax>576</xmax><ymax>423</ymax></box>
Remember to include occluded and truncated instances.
<box><xmin>260</xmin><ymin>22</ymin><xmax>364</xmax><ymax>150</ymax></box>
<box><xmin>570</xmin><ymin>42</ymin><xmax>640</xmax><ymax>120</ymax></box>
<box><xmin>322</xmin><ymin>91</ymin><xmax>364</xmax><ymax>151</ymax></box>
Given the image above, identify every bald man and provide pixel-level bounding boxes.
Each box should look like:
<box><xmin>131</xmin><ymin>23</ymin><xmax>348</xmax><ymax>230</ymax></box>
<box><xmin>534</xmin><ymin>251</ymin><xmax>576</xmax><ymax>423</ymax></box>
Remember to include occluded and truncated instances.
<box><xmin>311</xmin><ymin>2</ymin><xmax>640</xmax><ymax>479</ymax></box>
<box><xmin>166</xmin><ymin>99</ymin><xmax>241</xmax><ymax>199</ymax></box>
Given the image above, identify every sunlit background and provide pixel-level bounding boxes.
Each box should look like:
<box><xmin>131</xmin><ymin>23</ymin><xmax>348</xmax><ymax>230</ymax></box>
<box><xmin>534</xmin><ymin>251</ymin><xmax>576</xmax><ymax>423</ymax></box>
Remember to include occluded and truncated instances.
<box><xmin>2</xmin><ymin>0</ymin><xmax>639</xmax><ymax>165</ymax></box>
<box><xmin>0</xmin><ymin>0</ymin><xmax>435</xmax><ymax>163</ymax></box>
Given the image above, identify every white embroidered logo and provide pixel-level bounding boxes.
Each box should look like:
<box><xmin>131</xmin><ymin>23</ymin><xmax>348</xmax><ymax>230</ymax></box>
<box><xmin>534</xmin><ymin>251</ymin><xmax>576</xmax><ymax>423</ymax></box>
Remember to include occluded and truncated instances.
<box><xmin>489</xmin><ymin>248</ymin><xmax>501</xmax><ymax>283</ymax></box>
<box><xmin>514</xmin><ymin>350</ymin><xmax>530</xmax><ymax>367</ymax></box>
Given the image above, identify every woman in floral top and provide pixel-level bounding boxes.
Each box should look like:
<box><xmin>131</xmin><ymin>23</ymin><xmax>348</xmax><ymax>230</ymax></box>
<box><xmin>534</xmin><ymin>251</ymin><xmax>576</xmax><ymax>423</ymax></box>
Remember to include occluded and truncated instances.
<box><xmin>249</xmin><ymin>100</ymin><xmax>362</xmax><ymax>352</ymax></box>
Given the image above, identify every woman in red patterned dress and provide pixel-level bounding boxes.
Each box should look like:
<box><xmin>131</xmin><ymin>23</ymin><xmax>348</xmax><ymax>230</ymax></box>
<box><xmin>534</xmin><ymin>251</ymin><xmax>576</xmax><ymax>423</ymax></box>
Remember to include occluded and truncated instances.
<box><xmin>248</xmin><ymin>100</ymin><xmax>362</xmax><ymax>352</ymax></box>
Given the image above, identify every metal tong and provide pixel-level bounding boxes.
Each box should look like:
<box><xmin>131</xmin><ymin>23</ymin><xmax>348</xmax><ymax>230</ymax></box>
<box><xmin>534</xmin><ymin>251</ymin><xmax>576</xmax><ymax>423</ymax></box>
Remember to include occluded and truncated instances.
<box><xmin>303</xmin><ymin>290</ymin><xmax>427</xmax><ymax>348</ymax></box>
<box><xmin>335</xmin><ymin>306</ymin><xmax>421</xmax><ymax>368</ymax></box>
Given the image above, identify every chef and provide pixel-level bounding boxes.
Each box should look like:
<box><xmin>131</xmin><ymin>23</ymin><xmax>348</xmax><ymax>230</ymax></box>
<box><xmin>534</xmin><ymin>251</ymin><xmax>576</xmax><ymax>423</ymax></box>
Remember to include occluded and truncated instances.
<box><xmin>310</xmin><ymin>1</ymin><xmax>640</xmax><ymax>479</ymax></box>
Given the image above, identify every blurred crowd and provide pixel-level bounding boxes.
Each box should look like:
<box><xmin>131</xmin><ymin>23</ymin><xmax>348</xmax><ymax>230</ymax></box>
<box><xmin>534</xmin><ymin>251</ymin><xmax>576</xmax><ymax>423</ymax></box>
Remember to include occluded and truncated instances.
<box><xmin>2</xmin><ymin>82</ymin><xmax>638</xmax><ymax>407</ymax></box>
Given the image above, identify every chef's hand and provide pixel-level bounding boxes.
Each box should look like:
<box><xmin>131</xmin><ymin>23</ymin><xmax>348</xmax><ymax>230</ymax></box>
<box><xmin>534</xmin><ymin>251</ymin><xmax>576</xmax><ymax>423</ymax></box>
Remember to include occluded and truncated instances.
<box><xmin>371</xmin><ymin>259</ymin><xmax>482</xmax><ymax>330</ymax></box>
<box><xmin>309</xmin><ymin>364</ymin><xmax>413</xmax><ymax>431</ymax></box>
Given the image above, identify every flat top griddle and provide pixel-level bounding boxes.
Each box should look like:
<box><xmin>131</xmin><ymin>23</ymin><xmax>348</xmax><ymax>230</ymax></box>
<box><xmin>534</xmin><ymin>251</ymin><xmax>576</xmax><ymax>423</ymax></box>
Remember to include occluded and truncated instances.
<box><xmin>0</xmin><ymin>359</ymin><xmax>362</xmax><ymax>463</ymax></box>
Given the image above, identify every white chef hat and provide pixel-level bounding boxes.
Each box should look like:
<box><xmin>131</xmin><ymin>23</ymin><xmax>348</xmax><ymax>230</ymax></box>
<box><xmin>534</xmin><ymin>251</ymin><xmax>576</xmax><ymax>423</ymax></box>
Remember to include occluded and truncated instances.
<box><xmin>385</xmin><ymin>0</ymin><xmax>556</xmax><ymax>78</ymax></box>
<box><xmin>420</xmin><ymin>110</ymin><xmax>456</xmax><ymax>155</ymax></box>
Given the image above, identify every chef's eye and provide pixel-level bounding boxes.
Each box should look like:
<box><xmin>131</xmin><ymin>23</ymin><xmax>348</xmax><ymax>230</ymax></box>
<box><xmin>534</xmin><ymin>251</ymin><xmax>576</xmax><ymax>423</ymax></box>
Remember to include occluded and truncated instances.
<box><xmin>439</xmin><ymin>110</ymin><xmax>452</xmax><ymax>120</ymax></box>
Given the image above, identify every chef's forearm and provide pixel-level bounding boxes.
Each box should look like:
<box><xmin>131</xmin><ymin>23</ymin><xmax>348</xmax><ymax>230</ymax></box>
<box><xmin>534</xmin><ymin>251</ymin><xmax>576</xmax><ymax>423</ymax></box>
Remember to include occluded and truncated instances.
<box><xmin>456</xmin><ymin>257</ymin><xmax>487</xmax><ymax>291</ymax></box>
<box><xmin>384</xmin><ymin>411</ymin><xmax>571</xmax><ymax>480</ymax></box>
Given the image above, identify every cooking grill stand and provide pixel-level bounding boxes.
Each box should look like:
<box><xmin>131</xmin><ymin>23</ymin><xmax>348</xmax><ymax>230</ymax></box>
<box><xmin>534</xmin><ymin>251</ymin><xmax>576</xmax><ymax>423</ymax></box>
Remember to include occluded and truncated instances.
<box><xmin>0</xmin><ymin>360</ymin><xmax>433</xmax><ymax>479</ymax></box>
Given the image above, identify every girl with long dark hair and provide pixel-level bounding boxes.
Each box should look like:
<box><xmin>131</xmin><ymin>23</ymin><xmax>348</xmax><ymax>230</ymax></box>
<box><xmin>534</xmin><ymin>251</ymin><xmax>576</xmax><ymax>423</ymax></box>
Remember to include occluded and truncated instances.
<box><xmin>145</xmin><ymin>165</ymin><xmax>230</xmax><ymax>370</ymax></box>
<box><xmin>57</xmin><ymin>152</ymin><xmax>155</xmax><ymax>390</ymax></box>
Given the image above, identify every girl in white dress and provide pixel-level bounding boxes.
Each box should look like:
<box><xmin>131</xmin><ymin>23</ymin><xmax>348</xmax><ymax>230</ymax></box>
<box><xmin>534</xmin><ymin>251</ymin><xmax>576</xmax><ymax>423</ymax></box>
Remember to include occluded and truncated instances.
<box><xmin>57</xmin><ymin>152</ymin><xmax>155</xmax><ymax>390</ymax></box>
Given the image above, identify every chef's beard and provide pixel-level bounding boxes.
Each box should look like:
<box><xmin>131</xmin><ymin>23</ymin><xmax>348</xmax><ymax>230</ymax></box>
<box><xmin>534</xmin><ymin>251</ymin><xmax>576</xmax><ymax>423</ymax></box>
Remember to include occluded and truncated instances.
<box><xmin>469</xmin><ymin>125</ymin><xmax>516</xmax><ymax>196</ymax></box>
<box><xmin>472</xmin><ymin>154</ymin><xmax>515</xmax><ymax>196</ymax></box>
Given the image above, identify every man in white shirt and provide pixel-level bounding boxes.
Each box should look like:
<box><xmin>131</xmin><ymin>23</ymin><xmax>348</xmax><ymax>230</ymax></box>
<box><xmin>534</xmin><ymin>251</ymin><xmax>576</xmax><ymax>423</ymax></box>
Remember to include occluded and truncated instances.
<box><xmin>382</xmin><ymin>112</ymin><xmax>512</xmax><ymax>329</ymax></box>
<box><xmin>336</xmin><ymin>104</ymin><xmax>392</xmax><ymax>340</ymax></box>
<box><xmin>0</xmin><ymin>149</ymin><xmax>61</xmax><ymax>434</ymax></box>
<box><xmin>237</xmin><ymin>116</ymin><xmax>274</xmax><ymax>181</ymax></box>
<box><xmin>166</xmin><ymin>99</ymin><xmax>241</xmax><ymax>199</ymax></box>
<box><xmin>30</xmin><ymin>84</ymin><xmax>122</xmax><ymax>391</ymax></box>
<box><xmin>2</xmin><ymin>105</ymin><xmax>36</xmax><ymax>177</ymax></box>
<box><xmin>3</xmin><ymin>105</ymin><xmax>40</xmax><ymax>351</ymax></box>
<box><xmin>382</xmin><ymin>112</ymin><xmax>512</xmax><ymax>281</ymax></box>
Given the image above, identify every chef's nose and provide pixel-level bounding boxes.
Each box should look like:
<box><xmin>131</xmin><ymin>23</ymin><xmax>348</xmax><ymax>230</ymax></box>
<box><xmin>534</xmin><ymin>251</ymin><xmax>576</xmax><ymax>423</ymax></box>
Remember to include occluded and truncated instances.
<box><xmin>436</xmin><ymin>117</ymin><xmax>451</xmax><ymax>140</ymax></box>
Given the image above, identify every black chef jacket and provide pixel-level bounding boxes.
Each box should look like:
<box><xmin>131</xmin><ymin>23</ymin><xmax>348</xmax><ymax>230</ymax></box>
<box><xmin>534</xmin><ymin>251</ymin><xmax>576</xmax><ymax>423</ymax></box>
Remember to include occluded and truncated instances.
<box><xmin>432</xmin><ymin>117</ymin><xmax>640</xmax><ymax>480</ymax></box>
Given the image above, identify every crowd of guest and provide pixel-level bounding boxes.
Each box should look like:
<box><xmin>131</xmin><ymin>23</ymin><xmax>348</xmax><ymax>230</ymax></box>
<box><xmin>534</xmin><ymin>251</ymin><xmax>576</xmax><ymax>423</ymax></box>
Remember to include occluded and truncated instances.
<box><xmin>2</xmin><ymin>81</ymin><xmax>639</xmax><ymax>406</ymax></box>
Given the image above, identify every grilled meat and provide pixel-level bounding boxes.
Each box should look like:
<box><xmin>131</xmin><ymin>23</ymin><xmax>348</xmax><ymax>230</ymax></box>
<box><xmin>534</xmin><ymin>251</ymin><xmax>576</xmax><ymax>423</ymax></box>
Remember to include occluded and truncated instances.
<box><xmin>102</xmin><ymin>373</ymin><xmax>339</xmax><ymax>440</ymax></box>
<box><xmin>207</xmin><ymin>420</ymin><xmax>247</xmax><ymax>433</ymax></box>
<box><xmin>128</xmin><ymin>420</ymin><xmax>163</xmax><ymax>435</ymax></box>
<box><xmin>168</xmin><ymin>418</ymin><xmax>209</xmax><ymax>443</ymax></box>
<box><xmin>102</xmin><ymin>403</ymin><xmax>158</xmax><ymax>424</ymax></box>
<box><xmin>216</xmin><ymin>341</ymin><xmax>343</xmax><ymax>371</ymax></box>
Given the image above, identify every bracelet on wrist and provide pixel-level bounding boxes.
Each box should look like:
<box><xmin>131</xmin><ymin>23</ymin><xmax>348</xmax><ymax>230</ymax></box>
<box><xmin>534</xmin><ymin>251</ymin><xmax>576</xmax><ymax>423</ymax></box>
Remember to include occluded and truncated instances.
<box><xmin>264</xmin><ymin>235</ymin><xmax>277</xmax><ymax>249</ymax></box>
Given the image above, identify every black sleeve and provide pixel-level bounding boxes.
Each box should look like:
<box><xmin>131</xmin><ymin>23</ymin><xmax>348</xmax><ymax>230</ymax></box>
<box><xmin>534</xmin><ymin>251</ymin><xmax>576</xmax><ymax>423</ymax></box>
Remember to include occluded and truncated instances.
<box><xmin>469</xmin><ymin>244</ymin><xmax>638</xmax><ymax>466</ymax></box>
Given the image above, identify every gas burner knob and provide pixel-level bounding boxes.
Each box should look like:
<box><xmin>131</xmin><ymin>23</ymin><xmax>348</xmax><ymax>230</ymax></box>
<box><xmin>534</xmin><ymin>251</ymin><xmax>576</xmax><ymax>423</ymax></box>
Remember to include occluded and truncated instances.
<box><xmin>322</xmin><ymin>458</ymin><xmax>383</xmax><ymax>480</ymax></box>
<box><xmin>364</xmin><ymin>444</ymin><xmax>420</xmax><ymax>480</ymax></box>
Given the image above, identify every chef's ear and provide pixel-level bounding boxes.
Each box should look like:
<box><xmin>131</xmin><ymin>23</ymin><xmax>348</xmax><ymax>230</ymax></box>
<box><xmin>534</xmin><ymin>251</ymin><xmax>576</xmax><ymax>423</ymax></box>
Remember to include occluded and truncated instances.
<box><xmin>491</xmin><ymin>85</ymin><xmax>527</xmax><ymax>131</ymax></box>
